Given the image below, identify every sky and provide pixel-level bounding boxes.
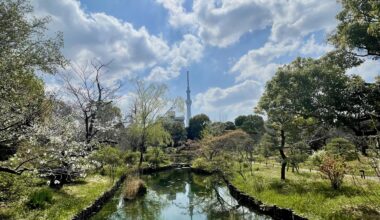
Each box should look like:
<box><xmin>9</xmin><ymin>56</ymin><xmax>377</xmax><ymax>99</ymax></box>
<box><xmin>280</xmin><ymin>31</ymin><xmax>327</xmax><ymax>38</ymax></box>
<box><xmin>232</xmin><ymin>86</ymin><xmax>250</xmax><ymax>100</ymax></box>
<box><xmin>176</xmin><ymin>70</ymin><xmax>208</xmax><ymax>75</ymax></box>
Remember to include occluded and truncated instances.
<box><xmin>31</xmin><ymin>0</ymin><xmax>380</xmax><ymax>122</ymax></box>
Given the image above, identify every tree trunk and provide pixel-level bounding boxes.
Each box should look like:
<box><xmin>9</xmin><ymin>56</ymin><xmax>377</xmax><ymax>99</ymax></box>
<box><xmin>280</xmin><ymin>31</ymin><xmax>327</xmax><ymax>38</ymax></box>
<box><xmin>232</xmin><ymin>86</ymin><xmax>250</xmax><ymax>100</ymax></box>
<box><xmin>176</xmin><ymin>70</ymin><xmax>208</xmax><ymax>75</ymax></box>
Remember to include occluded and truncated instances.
<box><xmin>279</xmin><ymin>129</ymin><xmax>287</xmax><ymax>180</ymax></box>
<box><xmin>281</xmin><ymin>161</ymin><xmax>286</xmax><ymax>180</ymax></box>
<box><xmin>138</xmin><ymin>149</ymin><xmax>143</xmax><ymax>170</ymax></box>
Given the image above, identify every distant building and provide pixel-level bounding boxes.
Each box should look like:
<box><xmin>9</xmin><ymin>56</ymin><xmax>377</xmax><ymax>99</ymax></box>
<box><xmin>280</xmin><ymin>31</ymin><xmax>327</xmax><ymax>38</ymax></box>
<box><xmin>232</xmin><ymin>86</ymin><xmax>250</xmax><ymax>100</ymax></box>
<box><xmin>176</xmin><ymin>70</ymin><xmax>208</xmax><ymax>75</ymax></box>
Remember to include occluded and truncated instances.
<box><xmin>166</xmin><ymin>110</ymin><xmax>185</xmax><ymax>125</ymax></box>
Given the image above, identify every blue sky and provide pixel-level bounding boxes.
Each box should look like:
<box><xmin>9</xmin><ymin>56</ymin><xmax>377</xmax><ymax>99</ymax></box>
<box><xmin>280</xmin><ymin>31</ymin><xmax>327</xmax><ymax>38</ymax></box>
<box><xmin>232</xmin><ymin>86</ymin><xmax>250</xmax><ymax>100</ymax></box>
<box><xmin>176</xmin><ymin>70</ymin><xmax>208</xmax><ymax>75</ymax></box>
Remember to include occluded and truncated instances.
<box><xmin>32</xmin><ymin>0</ymin><xmax>380</xmax><ymax>122</ymax></box>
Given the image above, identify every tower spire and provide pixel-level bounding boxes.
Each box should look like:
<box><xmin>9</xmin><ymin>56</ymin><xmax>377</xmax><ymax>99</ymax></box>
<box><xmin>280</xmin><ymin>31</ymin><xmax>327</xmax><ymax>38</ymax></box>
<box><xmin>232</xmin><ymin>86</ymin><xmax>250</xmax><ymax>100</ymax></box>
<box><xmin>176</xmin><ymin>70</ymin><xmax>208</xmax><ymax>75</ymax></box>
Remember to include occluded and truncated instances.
<box><xmin>186</xmin><ymin>71</ymin><xmax>192</xmax><ymax>126</ymax></box>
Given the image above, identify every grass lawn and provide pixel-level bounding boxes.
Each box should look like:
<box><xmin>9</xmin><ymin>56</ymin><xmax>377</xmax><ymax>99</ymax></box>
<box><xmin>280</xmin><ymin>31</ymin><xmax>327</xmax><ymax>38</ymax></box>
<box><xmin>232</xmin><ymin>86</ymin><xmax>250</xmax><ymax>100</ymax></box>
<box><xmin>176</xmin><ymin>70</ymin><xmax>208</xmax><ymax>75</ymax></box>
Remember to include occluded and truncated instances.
<box><xmin>230</xmin><ymin>163</ymin><xmax>380</xmax><ymax>220</ymax></box>
<box><xmin>1</xmin><ymin>174</ymin><xmax>116</xmax><ymax>220</ymax></box>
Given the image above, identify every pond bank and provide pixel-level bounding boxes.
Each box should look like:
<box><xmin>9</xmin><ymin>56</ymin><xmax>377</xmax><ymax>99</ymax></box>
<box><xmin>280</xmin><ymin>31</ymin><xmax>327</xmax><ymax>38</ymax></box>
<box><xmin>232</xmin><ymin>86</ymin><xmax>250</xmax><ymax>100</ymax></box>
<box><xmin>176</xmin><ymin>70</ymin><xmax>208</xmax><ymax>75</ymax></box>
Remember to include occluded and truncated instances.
<box><xmin>73</xmin><ymin>164</ymin><xmax>307</xmax><ymax>220</ymax></box>
<box><xmin>190</xmin><ymin>168</ymin><xmax>308</xmax><ymax>220</ymax></box>
<box><xmin>72</xmin><ymin>164</ymin><xmax>190</xmax><ymax>220</ymax></box>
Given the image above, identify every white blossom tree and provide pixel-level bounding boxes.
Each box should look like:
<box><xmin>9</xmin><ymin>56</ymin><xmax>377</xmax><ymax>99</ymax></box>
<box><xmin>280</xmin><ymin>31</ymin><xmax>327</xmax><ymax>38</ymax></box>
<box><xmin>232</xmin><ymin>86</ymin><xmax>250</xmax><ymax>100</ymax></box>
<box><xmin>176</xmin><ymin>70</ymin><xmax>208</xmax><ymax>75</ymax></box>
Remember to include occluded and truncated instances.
<box><xmin>60</xmin><ymin>60</ymin><xmax>121</xmax><ymax>150</ymax></box>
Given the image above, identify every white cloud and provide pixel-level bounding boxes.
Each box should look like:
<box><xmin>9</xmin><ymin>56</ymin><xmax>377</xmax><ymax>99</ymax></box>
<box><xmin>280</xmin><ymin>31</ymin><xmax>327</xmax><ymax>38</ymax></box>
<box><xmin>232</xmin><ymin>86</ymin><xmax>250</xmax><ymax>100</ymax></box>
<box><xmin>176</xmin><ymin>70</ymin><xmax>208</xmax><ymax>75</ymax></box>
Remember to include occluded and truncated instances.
<box><xmin>156</xmin><ymin>0</ymin><xmax>195</xmax><ymax>28</ymax></box>
<box><xmin>146</xmin><ymin>34</ymin><xmax>204</xmax><ymax>82</ymax></box>
<box><xmin>269</xmin><ymin>0</ymin><xmax>340</xmax><ymax>43</ymax></box>
<box><xmin>347</xmin><ymin>59</ymin><xmax>380</xmax><ymax>82</ymax></box>
<box><xmin>158</xmin><ymin>0</ymin><xmax>341</xmax><ymax>85</ymax></box>
<box><xmin>157</xmin><ymin>0</ymin><xmax>340</xmax><ymax>48</ymax></box>
<box><xmin>230</xmin><ymin>41</ymin><xmax>299</xmax><ymax>82</ymax></box>
<box><xmin>300</xmin><ymin>35</ymin><xmax>334</xmax><ymax>56</ymax></box>
<box><xmin>194</xmin><ymin>0</ymin><xmax>272</xmax><ymax>47</ymax></box>
<box><xmin>193</xmin><ymin>80</ymin><xmax>263</xmax><ymax>121</ymax></box>
<box><xmin>32</xmin><ymin>0</ymin><xmax>203</xmax><ymax>83</ymax></box>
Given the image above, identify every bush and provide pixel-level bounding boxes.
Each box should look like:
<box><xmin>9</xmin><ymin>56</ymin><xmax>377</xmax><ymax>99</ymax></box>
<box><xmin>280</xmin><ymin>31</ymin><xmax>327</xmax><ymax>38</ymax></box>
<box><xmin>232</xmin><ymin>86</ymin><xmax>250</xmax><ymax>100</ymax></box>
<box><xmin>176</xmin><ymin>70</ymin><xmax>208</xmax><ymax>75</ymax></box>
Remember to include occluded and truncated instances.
<box><xmin>90</xmin><ymin>146</ymin><xmax>123</xmax><ymax>180</ymax></box>
<box><xmin>27</xmin><ymin>188</ymin><xmax>53</xmax><ymax>209</ymax></box>
<box><xmin>124</xmin><ymin>150</ymin><xmax>140</xmax><ymax>166</ymax></box>
<box><xmin>192</xmin><ymin>157</ymin><xmax>212</xmax><ymax>171</ymax></box>
<box><xmin>145</xmin><ymin>147</ymin><xmax>168</xmax><ymax>168</ymax></box>
<box><xmin>320</xmin><ymin>155</ymin><xmax>346</xmax><ymax>190</ymax></box>
<box><xmin>325</xmin><ymin>138</ymin><xmax>357</xmax><ymax>161</ymax></box>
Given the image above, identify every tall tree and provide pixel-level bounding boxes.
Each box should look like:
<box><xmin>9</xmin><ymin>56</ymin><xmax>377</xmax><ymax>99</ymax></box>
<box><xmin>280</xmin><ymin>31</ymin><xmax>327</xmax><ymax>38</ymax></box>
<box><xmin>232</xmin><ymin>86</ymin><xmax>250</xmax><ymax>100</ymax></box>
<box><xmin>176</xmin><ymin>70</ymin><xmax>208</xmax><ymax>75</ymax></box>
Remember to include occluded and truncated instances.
<box><xmin>0</xmin><ymin>0</ymin><xmax>65</xmax><ymax>165</ymax></box>
<box><xmin>329</xmin><ymin>0</ymin><xmax>380</xmax><ymax>58</ymax></box>
<box><xmin>234</xmin><ymin>115</ymin><xmax>265</xmax><ymax>140</ymax></box>
<box><xmin>187</xmin><ymin>114</ymin><xmax>211</xmax><ymax>140</ymax></box>
<box><xmin>127</xmin><ymin>80</ymin><xmax>182</xmax><ymax>169</ymax></box>
<box><xmin>60</xmin><ymin>61</ymin><xmax>120</xmax><ymax>149</ymax></box>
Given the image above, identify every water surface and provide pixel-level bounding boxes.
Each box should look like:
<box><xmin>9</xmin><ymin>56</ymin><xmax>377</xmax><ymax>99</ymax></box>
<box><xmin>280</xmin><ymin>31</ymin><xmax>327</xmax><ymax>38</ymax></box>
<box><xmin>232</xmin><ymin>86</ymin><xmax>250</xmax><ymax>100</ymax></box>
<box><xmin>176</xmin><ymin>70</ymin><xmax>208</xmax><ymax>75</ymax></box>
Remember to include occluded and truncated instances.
<box><xmin>92</xmin><ymin>168</ymin><xmax>271</xmax><ymax>220</ymax></box>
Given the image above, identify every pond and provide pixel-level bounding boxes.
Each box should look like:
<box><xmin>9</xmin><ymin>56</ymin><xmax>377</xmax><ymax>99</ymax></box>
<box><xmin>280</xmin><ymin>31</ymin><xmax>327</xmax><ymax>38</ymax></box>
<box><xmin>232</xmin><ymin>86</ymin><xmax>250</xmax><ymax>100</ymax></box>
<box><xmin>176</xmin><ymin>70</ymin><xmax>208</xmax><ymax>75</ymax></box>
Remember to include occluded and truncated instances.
<box><xmin>91</xmin><ymin>168</ymin><xmax>272</xmax><ymax>220</ymax></box>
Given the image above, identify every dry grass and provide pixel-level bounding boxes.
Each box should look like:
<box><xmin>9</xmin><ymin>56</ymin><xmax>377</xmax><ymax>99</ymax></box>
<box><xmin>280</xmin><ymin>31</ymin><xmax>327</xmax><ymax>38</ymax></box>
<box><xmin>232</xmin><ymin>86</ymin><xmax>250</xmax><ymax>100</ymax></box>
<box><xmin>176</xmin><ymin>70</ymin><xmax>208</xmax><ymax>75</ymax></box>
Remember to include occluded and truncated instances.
<box><xmin>123</xmin><ymin>178</ymin><xmax>147</xmax><ymax>200</ymax></box>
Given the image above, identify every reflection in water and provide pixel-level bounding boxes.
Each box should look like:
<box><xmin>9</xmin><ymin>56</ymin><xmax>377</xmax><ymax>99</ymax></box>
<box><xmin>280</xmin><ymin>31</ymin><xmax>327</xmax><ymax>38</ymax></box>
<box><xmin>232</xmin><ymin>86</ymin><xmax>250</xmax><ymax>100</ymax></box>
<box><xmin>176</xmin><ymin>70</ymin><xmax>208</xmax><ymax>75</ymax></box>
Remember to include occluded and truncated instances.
<box><xmin>92</xmin><ymin>168</ymin><xmax>271</xmax><ymax>220</ymax></box>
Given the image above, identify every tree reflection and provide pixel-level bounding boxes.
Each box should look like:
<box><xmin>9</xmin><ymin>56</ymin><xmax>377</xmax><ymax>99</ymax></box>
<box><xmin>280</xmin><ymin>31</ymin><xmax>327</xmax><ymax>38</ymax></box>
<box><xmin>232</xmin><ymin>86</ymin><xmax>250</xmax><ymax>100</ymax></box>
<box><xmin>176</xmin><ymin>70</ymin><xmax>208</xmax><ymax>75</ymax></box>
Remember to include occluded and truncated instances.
<box><xmin>102</xmin><ymin>169</ymin><xmax>268</xmax><ymax>220</ymax></box>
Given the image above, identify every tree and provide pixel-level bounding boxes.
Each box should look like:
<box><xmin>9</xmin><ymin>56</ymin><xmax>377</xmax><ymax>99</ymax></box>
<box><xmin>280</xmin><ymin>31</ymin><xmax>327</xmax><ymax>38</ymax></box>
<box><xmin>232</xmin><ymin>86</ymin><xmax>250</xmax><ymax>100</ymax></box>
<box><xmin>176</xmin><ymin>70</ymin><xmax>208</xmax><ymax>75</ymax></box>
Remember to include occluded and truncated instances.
<box><xmin>234</xmin><ymin>115</ymin><xmax>247</xmax><ymax>127</ymax></box>
<box><xmin>90</xmin><ymin>146</ymin><xmax>123</xmax><ymax>182</ymax></box>
<box><xmin>224</xmin><ymin>121</ymin><xmax>236</xmax><ymax>130</ymax></box>
<box><xmin>187</xmin><ymin>114</ymin><xmax>211</xmax><ymax>140</ymax></box>
<box><xmin>162</xmin><ymin>119</ymin><xmax>186</xmax><ymax>147</ymax></box>
<box><xmin>320</xmin><ymin>155</ymin><xmax>346</xmax><ymax>190</ymax></box>
<box><xmin>127</xmin><ymin>80</ymin><xmax>181</xmax><ymax>169</ymax></box>
<box><xmin>325</xmin><ymin>137</ymin><xmax>357</xmax><ymax>161</ymax></box>
<box><xmin>235</xmin><ymin>115</ymin><xmax>265</xmax><ymax>139</ymax></box>
<box><xmin>0</xmin><ymin>0</ymin><xmax>66</xmax><ymax>170</ymax></box>
<box><xmin>329</xmin><ymin>0</ymin><xmax>380</xmax><ymax>58</ymax></box>
<box><xmin>257</xmin><ymin>53</ymin><xmax>379</xmax><ymax>180</ymax></box>
<box><xmin>60</xmin><ymin>60</ymin><xmax>120</xmax><ymax>148</ymax></box>
<box><xmin>257</xmin><ymin>133</ymin><xmax>278</xmax><ymax>166</ymax></box>
<box><xmin>96</xmin><ymin>103</ymin><xmax>124</xmax><ymax>146</ymax></box>
<box><xmin>2</xmin><ymin>99</ymin><xmax>89</xmax><ymax>187</ymax></box>
<box><xmin>197</xmin><ymin>129</ymin><xmax>252</xmax><ymax>174</ymax></box>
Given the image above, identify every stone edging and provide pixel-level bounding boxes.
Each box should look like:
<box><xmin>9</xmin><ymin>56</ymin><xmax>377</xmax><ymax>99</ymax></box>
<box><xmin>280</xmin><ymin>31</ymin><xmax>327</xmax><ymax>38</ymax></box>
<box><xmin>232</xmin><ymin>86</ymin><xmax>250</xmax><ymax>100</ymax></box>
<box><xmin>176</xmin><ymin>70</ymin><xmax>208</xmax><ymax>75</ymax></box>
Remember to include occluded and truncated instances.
<box><xmin>222</xmin><ymin>176</ymin><xmax>307</xmax><ymax>220</ymax></box>
<box><xmin>72</xmin><ymin>165</ymin><xmax>307</xmax><ymax>220</ymax></box>
<box><xmin>191</xmin><ymin>168</ymin><xmax>308</xmax><ymax>220</ymax></box>
<box><xmin>71</xmin><ymin>164</ymin><xmax>191</xmax><ymax>220</ymax></box>
<box><xmin>72</xmin><ymin>174</ymin><xmax>127</xmax><ymax>220</ymax></box>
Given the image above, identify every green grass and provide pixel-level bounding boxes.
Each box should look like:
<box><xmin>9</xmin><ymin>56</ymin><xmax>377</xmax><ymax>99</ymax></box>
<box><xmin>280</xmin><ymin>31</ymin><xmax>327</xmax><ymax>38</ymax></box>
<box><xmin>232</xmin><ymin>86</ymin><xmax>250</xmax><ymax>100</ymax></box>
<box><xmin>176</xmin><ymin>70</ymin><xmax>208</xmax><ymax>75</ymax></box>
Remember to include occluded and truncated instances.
<box><xmin>1</xmin><ymin>174</ymin><xmax>116</xmax><ymax>220</ymax></box>
<box><xmin>230</xmin><ymin>163</ymin><xmax>380</xmax><ymax>220</ymax></box>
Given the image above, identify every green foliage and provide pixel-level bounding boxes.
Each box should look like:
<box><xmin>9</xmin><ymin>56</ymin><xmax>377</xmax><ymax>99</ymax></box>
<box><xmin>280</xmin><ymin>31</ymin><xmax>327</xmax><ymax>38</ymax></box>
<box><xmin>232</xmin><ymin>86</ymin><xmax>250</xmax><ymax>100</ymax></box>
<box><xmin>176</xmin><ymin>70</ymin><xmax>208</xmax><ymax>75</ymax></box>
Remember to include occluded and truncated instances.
<box><xmin>0</xmin><ymin>0</ymin><xmax>65</xmax><ymax>161</ymax></box>
<box><xmin>329</xmin><ymin>0</ymin><xmax>380</xmax><ymax>58</ymax></box>
<box><xmin>187</xmin><ymin>114</ymin><xmax>210</xmax><ymax>140</ymax></box>
<box><xmin>123</xmin><ymin>150</ymin><xmax>140</xmax><ymax>166</ymax></box>
<box><xmin>231</xmin><ymin>163</ymin><xmax>380</xmax><ymax>220</ymax></box>
<box><xmin>288</xmin><ymin>142</ymin><xmax>310</xmax><ymax>171</ymax></box>
<box><xmin>0</xmin><ymin>172</ymin><xmax>28</xmax><ymax>202</ymax></box>
<box><xmin>308</xmin><ymin>150</ymin><xmax>327</xmax><ymax>168</ymax></box>
<box><xmin>162</xmin><ymin>120</ymin><xmax>186</xmax><ymax>147</ymax></box>
<box><xmin>325</xmin><ymin>138</ymin><xmax>357</xmax><ymax>161</ymax></box>
<box><xmin>239</xmin><ymin>115</ymin><xmax>264</xmax><ymax>136</ymax></box>
<box><xmin>146</xmin><ymin>122</ymin><xmax>172</xmax><ymax>147</ymax></box>
<box><xmin>27</xmin><ymin>188</ymin><xmax>53</xmax><ymax>209</ymax></box>
<box><xmin>145</xmin><ymin>147</ymin><xmax>169</xmax><ymax>168</ymax></box>
<box><xmin>257</xmin><ymin>133</ymin><xmax>277</xmax><ymax>159</ymax></box>
<box><xmin>90</xmin><ymin>146</ymin><xmax>123</xmax><ymax>179</ymax></box>
<box><xmin>224</xmin><ymin>121</ymin><xmax>236</xmax><ymax>130</ymax></box>
<box><xmin>192</xmin><ymin>157</ymin><xmax>212</xmax><ymax>171</ymax></box>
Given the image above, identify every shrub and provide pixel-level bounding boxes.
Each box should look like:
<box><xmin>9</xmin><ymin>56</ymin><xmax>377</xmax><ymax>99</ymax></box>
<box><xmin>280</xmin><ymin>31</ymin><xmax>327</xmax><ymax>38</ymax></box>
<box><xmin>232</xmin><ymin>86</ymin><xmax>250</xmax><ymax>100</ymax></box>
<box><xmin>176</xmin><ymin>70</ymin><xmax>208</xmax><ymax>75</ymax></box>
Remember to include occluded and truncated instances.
<box><xmin>124</xmin><ymin>150</ymin><xmax>140</xmax><ymax>165</ymax></box>
<box><xmin>145</xmin><ymin>147</ymin><xmax>168</xmax><ymax>168</ymax></box>
<box><xmin>192</xmin><ymin>157</ymin><xmax>211</xmax><ymax>170</ymax></box>
<box><xmin>91</xmin><ymin>146</ymin><xmax>123</xmax><ymax>180</ymax></box>
<box><xmin>325</xmin><ymin>138</ymin><xmax>357</xmax><ymax>161</ymax></box>
<box><xmin>123</xmin><ymin>178</ymin><xmax>147</xmax><ymax>200</ymax></box>
<box><xmin>27</xmin><ymin>188</ymin><xmax>53</xmax><ymax>209</ymax></box>
<box><xmin>320</xmin><ymin>155</ymin><xmax>346</xmax><ymax>190</ymax></box>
